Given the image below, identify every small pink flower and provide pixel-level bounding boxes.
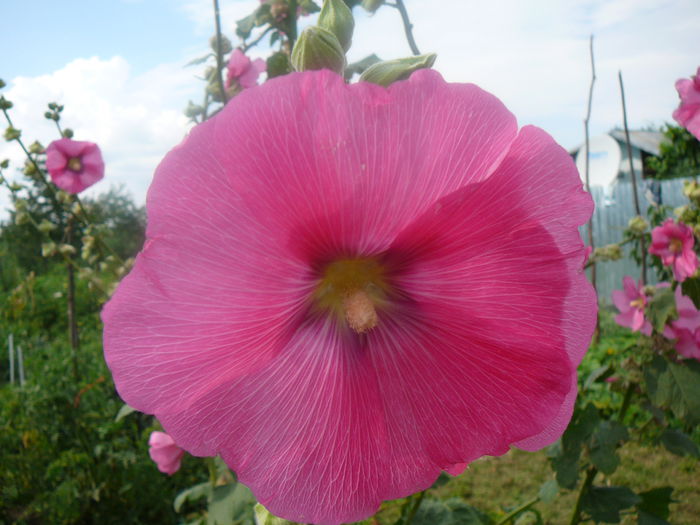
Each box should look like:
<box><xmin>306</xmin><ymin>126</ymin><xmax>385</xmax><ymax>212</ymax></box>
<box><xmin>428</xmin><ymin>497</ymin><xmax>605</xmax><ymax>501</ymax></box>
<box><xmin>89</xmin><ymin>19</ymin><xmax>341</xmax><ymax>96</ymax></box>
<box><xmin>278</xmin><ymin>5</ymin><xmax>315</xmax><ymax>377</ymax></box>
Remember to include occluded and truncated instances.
<box><xmin>612</xmin><ymin>276</ymin><xmax>652</xmax><ymax>335</ymax></box>
<box><xmin>103</xmin><ymin>70</ymin><xmax>596</xmax><ymax>524</ymax></box>
<box><xmin>649</xmin><ymin>219</ymin><xmax>698</xmax><ymax>282</ymax></box>
<box><xmin>45</xmin><ymin>138</ymin><xmax>104</xmax><ymax>194</ymax></box>
<box><xmin>148</xmin><ymin>431</ymin><xmax>185</xmax><ymax>475</ymax></box>
<box><xmin>673</xmin><ymin>66</ymin><xmax>700</xmax><ymax>140</ymax></box>
<box><xmin>225</xmin><ymin>49</ymin><xmax>266</xmax><ymax>90</ymax></box>
<box><xmin>662</xmin><ymin>287</ymin><xmax>700</xmax><ymax>361</ymax></box>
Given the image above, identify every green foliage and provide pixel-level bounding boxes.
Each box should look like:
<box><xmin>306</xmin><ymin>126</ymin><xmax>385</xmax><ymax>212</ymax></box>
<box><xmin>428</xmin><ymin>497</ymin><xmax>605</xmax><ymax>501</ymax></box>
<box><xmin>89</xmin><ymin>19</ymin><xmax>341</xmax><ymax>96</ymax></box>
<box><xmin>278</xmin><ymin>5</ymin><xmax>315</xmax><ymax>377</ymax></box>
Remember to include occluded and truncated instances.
<box><xmin>411</xmin><ymin>498</ymin><xmax>491</xmax><ymax>525</ymax></box>
<box><xmin>659</xmin><ymin>429</ymin><xmax>700</xmax><ymax>458</ymax></box>
<box><xmin>647</xmin><ymin>125</ymin><xmax>700</xmax><ymax>180</ymax></box>
<box><xmin>644</xmin><ymin>356</ymin><xmax>700</xmax><ymax>425</ymax></box>
<box><xmin>580</xmin><ymin>486</ymin><xmax>641</xmax><ymax>523</ymax></box>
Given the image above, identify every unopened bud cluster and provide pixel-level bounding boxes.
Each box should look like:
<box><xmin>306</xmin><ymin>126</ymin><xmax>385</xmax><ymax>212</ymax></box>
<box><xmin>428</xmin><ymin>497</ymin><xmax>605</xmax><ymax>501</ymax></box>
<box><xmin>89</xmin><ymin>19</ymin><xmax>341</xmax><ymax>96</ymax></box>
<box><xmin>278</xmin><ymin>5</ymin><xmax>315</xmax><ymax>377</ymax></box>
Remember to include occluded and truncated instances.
<box><xmin>627</xmin><ymin>215</ymin><xmax>648</xmax><ymax>235</ymax></box>
<box><xmin>593</xmin><ymin>244</ymin><xmax>623</xmax><ymax>262</ymax></box>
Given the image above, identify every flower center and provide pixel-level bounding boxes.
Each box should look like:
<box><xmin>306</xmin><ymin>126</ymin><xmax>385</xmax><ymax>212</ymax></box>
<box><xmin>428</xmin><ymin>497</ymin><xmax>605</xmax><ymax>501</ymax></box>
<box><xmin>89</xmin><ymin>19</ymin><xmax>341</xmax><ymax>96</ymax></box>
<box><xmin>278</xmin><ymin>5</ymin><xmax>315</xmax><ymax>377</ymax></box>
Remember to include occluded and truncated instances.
<box><xmin>67</xmin><ymin>157</ymin><xmax>82</xmax><ymax>172</ymax></box>
<box><xmin>313</xmin><ymin>257</ymin><xmax>387</xmax><ymax>334</ymax></box>
<box><xmin>629</xmin><ymin>298</ymin><xmax>645</xmax><ymax>309</ymax></box>
<box><xmin>669</xmin><ymin>238</ymin><xmax>683</xmax><ymax>254</ymax></box>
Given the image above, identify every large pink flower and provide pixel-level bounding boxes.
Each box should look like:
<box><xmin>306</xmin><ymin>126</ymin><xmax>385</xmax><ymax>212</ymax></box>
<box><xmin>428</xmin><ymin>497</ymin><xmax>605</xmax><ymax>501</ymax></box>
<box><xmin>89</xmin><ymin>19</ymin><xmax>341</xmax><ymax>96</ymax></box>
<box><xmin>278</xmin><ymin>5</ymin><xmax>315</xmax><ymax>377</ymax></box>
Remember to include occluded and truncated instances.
<box><xmin>649</xmin><ymin>218</ymin><xmax>698</xmax><ymax>282</ymax></box>
<box><xmin>225</xmin><ymin>49</ymin><xmax>266</xmax><ymax>90</ymax></box>
<box><xmin>148</xmin><ymin>431</ymin><xmax>185</xmax><ymax>475</ymax></box>
<box><xmin>103</xmin><ymin>70</ymin><xmax>596</xmax><ymax>524</ymax></box>
<box><xmin>673</xmin><ymin>66</ymin><xmax>700</xmax><ymax>140</ymax></box>
<box><xmin>45</xmin><ymin>138</ymin><xmax>104</xmax><ymax>194</ymax></box>
<box><xmin>612</xmin><ymin>276</ymin><xmax>652</xmax><ymax>335</ymax></box>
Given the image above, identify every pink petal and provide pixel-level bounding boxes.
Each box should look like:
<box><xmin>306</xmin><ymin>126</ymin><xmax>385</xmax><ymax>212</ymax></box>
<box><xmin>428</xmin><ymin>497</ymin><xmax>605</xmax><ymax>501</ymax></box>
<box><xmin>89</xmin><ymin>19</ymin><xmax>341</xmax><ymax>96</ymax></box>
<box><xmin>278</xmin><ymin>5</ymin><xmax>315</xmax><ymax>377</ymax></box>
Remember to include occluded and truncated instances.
<box><xmin>611</xmin><ymin>289</ymin><xmax>631</xmax><ymax>313</ymax></box>
<box><xmin>621</xmin><ymin>275</ymin><xmax>638</xmax><ymax>299</ymax></box>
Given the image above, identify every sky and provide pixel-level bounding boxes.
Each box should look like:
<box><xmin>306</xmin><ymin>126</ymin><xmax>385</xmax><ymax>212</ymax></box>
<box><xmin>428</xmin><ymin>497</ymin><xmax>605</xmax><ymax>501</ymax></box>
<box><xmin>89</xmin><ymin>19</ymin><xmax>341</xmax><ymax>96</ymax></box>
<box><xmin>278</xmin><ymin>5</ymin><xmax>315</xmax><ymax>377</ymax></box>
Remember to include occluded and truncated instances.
<box><xmin>1</xmin><ymin>0</ymin><xmax>699</xmax><ymax>212</ymax></box>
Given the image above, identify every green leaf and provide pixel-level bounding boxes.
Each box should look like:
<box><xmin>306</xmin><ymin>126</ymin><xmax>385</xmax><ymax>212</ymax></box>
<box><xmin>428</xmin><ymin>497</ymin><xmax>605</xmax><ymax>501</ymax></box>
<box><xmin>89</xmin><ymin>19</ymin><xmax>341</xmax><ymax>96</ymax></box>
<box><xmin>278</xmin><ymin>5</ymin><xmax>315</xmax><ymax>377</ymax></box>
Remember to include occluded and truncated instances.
<box><xmin>186</xmin><ymin>53</ymin><xmax>214</xmax><ymax>67</ymax></box>
<box><xmin>550</xmin><ymin>403</ymin><xmax>600</xmax><ymax>489</ymax></box>
<box><xmin>236</xmin><ymin>13</ymin><xmax>258</xmax><ymax>40</ymax></box>
<box><xmin>589</xmin><ymin>421</ymin><xmax>628</xmax><ymax>475</ymax></box>
<box><xmin>208</xmin><ymin>482</ymin><xmax>256</xmax><ymax>525</ymax></box>
<box><xmin>645</xmin><ymin>356</ymin><xmax>700</xmax><ymax>424</ymax></box>
<box><xmin>681</xmin><ymin>277</ymin><xmax>700</xmax><ymax>309</ymax></box>
<box><xmin>538</xmin><ymin>480</ymin><xmax>559</xmax><ymax>504</ymax></box>
<box><xmin>114</xmin><ymin>403</ymin><xmax>136</xmax><ymax>422</ymax></box>
<box><xmin>174</xmin><ymin>482</ymin><xmax>211</xmax><ymax>513</ymax></box>
<box><xmin>581</xmin><ymin>486</ymin><xmax>641</xmax><ymax>523</ymax></box>
<box><xmin>637</xmin><ymin>511</ymin><xmax>671</xmax><ymax>525</ymax></box>
<box><xmin>584</xmin><ymin>365</ymin><xmax>613</xmax><ymax>391</ymax></box>
<box><xmin>637</xmin><ymin>487</ymin><xmax>674</xmax><ymax>521</ymax></box>
<box><xmin>646</xmin><ymin>286</ymin><xmax>676</xmax><ymax>333</ymax></box>
<box><xmin>659</xmin><ymin>429</ymin><xmax>700</xmax><ymax>458</ymax></box>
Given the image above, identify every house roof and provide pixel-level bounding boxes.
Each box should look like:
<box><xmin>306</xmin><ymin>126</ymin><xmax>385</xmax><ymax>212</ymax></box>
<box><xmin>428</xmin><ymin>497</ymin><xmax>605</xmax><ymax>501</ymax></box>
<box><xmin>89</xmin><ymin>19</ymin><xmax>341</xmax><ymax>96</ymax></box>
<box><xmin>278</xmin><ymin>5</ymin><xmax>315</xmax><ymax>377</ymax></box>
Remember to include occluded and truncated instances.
<box><xmin>569</xmin><ymin>130</ymin><xmax>665</xmax><ymax>156</ymax></box>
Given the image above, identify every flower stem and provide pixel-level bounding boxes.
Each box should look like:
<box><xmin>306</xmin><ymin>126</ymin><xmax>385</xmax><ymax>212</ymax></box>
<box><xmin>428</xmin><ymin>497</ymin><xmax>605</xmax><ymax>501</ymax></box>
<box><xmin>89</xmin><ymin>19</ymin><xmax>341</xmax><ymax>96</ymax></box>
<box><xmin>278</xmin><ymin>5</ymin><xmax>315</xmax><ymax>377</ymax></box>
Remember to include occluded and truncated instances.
<box><xmin>495</xmin><ymin>496</ymin><xmax>540</xmax><ymax>525</ymax></box>
<box><xmin>392</xmin><ymin>0</ymin><xmax>421</xmax><ymax>55</ymax></box>
<box><xmin>403</xmin><ymin>490</ymin><xmax>426</xmax><ymax>525</ymax></box>
<box><xmin>212</xmin><ymin>0</ymin><xmax>229</xmax><ymax>104</ymax></box>
<box><xmin>568</xmin><ymin>466</ymin><xmax>597</xmax><ymax>525</ymax></box>
<box><xmin>66</xmin><ymin>215</ymin><xmax>80</xmax><ymax>381</ymax></box>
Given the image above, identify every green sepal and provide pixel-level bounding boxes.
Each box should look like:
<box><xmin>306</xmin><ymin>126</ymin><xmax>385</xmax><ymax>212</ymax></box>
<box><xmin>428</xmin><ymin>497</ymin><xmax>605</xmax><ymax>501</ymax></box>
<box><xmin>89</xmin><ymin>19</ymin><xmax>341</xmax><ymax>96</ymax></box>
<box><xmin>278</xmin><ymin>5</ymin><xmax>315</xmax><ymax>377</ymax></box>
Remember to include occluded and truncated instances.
<box><xmin>359</xmin><ymin>53</ymin><xmax>437</xmax><ymax>87</ymax></box>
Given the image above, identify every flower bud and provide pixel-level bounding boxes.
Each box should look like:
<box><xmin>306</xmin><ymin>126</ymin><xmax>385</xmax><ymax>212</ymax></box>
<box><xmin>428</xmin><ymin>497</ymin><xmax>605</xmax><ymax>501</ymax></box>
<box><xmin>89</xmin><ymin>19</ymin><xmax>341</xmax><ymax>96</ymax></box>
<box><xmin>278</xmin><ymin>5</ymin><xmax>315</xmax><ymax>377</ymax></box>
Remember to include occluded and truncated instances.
<box><xmin>627</xmin><ymin>215</ymin><xmax>648</xmax><ymax>234</ymax></box>
<box><xmin>291</xmin><ymin>26</ymin><xmax>346</xmax><ymax>75</ymax></box>
<box><xmin>57</xmin><ymin>191</ymin><xmax>72</xmax><ymax>204</ymax></box>
<box><xmin>361</xmin><ymin>0</ymin><xmax>384</xmax><ymax>12</ymax></box>
<box><xmin>4</xmin><ymin>126</ymin><xmax>21</xmax><ymax>141</ymax></box>
<box><xmin>62</xmin><ymin>128</ymin><xmax>74</xmax><ymax>139</ymax></box>
<box><xmin>318</xmin><ymin>0</ymin><xmax>354</xmax><ymax>52</ymax></box>
<box><xmin>9</xmin><ymin>182</ymin><xmax>22</xmax><ymax>191</ymax></box>
<box><xmin>58</xmin><ymin>244</ymin><xmax>77</xmax><ymax>256</ymax></box>
<box><xmin>37</xmin><ymin>220</ymin><xmax>56</xmax><ymax>234</ymax></box>
<box><xmin>15</xmin><ymin>211</ymin><xmax>29</xmax><ymax>226</ymax></box>
<box><xmin>28</xmin><ymin>141</ymin><xmax>45</xmax><ymax>154</ymax></box>
<box><xmin>0</xmin><ymin>159</ymin><xmax>9</xmax><ymax>169</ymax></box>
<box><xmin>185</xmin><ymin>101</ymin><xmax>204</xmax><ymax>119</ymax></box>
<box><xmin>210</xmin><ymin>35</ymin><xmax>233</xmax><ymax>55</ymax></box>
<box><xmin>24</xmin><ymin>160</ymin><xmax>38</xmax><ymax>176</ymax></box>
<box><xmin>360</xmin><ymin>53</ymin><xmax>437</xmax><ymax>87</ymax></box>
<box><xmin>0</xmin><ymin>79</ymin><xmax>5</xmax><ymax>89</ymax></box>
<box><xmin>0</xmin><ymin>97</ymin><xmax>13</xmax><ymax>110</ymax></box>
<box><xmin>593</xmin><ymin>243</ymin><xmax>622</xmax><ymax>262</ymax></box>
<box><xmin>42</xmin><ymin>242</ymin><xmax>57</xmax><ymax>257</ymax></box>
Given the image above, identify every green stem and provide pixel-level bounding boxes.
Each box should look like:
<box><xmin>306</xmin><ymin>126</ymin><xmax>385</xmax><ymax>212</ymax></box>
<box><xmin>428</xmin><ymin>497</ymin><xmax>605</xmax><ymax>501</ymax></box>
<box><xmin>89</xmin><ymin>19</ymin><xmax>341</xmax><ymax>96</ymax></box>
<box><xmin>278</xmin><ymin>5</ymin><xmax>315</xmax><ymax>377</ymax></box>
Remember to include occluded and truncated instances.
<box><xmin>568</xmin><ymin>466</ymin><xmax>597</xmax><ymax>525</ymax></box>
<box><xmin>212</xmin><ymin>0</ymin><xmax>229</xmax><ymax>104</ymax></box>
<box><xmin>393</xmin><ymin>0</ymin><xmax>421</xmax><ymax>55</ymax></box>
<box><xmin>495</xmin><ymin>496</ymin><xmax>540</xmax><ymax>525</ymax></box>
<box><xmin>618</xmin><ymin>382</ymin><xmax>636</xmax><ymax>423</ymax></box>
<box><xmin>404</xmin><ymin>490</ymin><xmax>426</xmax><ymax>525</ymax></box>
<box><xmin>287</xmin><ymin>0</ymin><xmax>298</xmax><ymax>51</ymax></box>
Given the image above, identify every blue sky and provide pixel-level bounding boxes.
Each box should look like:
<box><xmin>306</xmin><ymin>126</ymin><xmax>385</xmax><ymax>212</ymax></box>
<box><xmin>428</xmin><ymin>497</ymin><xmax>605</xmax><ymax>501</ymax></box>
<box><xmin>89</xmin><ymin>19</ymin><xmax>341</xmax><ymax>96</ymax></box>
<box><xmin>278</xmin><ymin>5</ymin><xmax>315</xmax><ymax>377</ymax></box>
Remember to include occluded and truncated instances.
<box><xmin>1</xmin><ymin>0</ymin><xmax>699</xmax><ymax>210</ymax></box>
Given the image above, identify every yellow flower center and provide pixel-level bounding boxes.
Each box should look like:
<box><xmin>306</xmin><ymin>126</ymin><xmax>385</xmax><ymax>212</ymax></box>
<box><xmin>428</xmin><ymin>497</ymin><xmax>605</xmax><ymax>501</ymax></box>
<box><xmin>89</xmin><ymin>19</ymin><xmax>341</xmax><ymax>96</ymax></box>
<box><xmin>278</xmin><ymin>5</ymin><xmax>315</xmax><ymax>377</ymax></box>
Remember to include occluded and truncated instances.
<box><xmin>67</xmin><ymin>157</ymin><xmax>82</xmax><ymax>172</ymax></box>
<box><xmin>670</xmin><ymin>238</ymin><xmax>683</xmax><ymax>254</ymax></box>
<box><xmin>629</xmin><ymin>298</ymin><xmax>645</xmax><ymax>309</ymax></box>
<box><xmin>313</xmin><ymin>257</ymin><xmax>388</xmax><ymax>334</ymax></box>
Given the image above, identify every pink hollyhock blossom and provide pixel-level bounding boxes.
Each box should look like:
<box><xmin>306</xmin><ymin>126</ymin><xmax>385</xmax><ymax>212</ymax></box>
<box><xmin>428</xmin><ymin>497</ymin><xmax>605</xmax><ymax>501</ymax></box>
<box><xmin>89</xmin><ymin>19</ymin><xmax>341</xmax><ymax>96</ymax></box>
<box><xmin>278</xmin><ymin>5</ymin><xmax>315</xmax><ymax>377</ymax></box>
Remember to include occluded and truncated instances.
<box><xmin>45</xmin><ymin>138</ymin><xmax>104</xmax><ymax>194</ymax></box>
<box><xmin>648</xmin><ymin>218</ymin><xmax>698</xmax><ymax>282</ymax></box>
<box><xmin>148</xmin><ymin>431</ymin><xmax>185</xmax><ymax>475</ymax></box>
<box><xmin>103</xmin><ymin>70</ymin><xmax>596</xmax><ymax>525</ymax></box>
<box><xmin>673</xmin><ymin>67</ymin><xmax>700</xmax><ymax>140</ymax></box>
<box><xmin>225</xmin><ymin>49</ymin><xmax>266</xmax><ymax>90</ymax></box>
<box><xmin>612</xmin><ymin>276</ymin><xmax>652</xmax><ymax>335</ymax></box>
<box><xmin>662</xmin><ymin>287</ymin><xmax>700</xmax><ymax>361</ymax></box>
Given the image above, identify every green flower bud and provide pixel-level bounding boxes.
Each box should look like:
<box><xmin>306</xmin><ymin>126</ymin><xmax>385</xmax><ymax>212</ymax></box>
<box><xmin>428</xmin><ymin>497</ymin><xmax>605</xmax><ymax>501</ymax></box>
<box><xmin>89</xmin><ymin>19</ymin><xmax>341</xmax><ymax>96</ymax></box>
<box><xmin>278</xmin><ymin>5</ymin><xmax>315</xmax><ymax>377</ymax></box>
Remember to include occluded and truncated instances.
<box><xmin>58</xmin><ymin>244</ymin><xmax>77</xmax><ymax>256</ymax></box>
<box><xmin>0</xmin><ymin>79</ymin><xmax>5</xmax><ymax>89</ymax></box>
<box><xmin>14</xmin><ymin>199</ymin><xmax>28</xmax><ymax>211</ymax></box>
<box><xmin>185</xmin><ymin>101</ymin><xmax>204</xmax><ymax>118</ymax></box>
<box><xmin>318</xmin><ymin>0</ymin><xmax>354</xmax><ymax>52</ymax></box>
<box><xmin>0</xmin><ymin>158</ymin><xmax>9</xmax><ymax>169</ymax></box>
<box><xmin>291</xmin><ymin>26</ymin><xmax>346</xmax><ymax>74</ymax></box>
<box><xmin>0</xmin><ymin>97</ymin><xmax>13</xmax><ymax>110</ymax></box>
<box><xmin>361</xmin><ymin>0</ymin><xmax>384</xmax><ymax>12</ymax></box>
<box><xmin>593</xmin><ymin>243</ymin><xmax>623</xmax><ymax>262</ymax></box>
<box><xmin>627</xmin><ymin>215</ymin><xmax>648</xmax><ymax>234</ymax></box>
<box><xmin>28</xmin><ymin>141</ymin><xmax>45</xmax><ymax>154</ymax></box>
<box><xmin>360</xmin><ymin>53</ymin><xmax>437</xmax><ymax>87</ymax></box>
<box><xmin>24</xmin><ymin>160</ymin><xmax>38</xmax><ymax>176</ymax></box>
<box><xmin>37</xmin><ymin>220</ymin><xmax>56</xmax><ymax>234</ymax></box>
<box><xmin>62</xmin><ymin>128</ymin><xmax>74</xmax><ymax>139</ymax></box>
<box><xmin>9</xmin><ymin>182</ymin><xmax>22</xmax><ymax>191</ymax></box>
<box><xmin>56</xmin><ymin>191</ymin><xmax>72</xmax><ymax>204</ymax></box>
<box><xmin>42</xmin><ymin>242</ymin><xmax>57</xmax><ymax>257</ymax></box>
<box><xmin>4</xmin><ymin>126</ymin><xmax>21</xmax><ymax>141</ymax></box>
<box><xmin>15</xmin><ymin>211</ymin><xmax>29</xmax><ymax>226</ymax></box>
<box><xmin>210</xmin><ymin>35</ymin><xmax>233</xmax><ymax>55</ymax></box>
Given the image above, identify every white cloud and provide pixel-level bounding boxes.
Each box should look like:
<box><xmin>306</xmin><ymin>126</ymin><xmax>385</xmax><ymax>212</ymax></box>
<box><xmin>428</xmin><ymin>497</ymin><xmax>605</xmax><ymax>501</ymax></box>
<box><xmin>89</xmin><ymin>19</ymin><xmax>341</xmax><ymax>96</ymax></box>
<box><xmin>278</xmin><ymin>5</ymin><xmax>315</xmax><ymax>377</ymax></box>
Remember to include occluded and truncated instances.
<box><xmin>1</xmin><ymin>56</ymin><xmax>200</xmax><ymax>214</ymax></box>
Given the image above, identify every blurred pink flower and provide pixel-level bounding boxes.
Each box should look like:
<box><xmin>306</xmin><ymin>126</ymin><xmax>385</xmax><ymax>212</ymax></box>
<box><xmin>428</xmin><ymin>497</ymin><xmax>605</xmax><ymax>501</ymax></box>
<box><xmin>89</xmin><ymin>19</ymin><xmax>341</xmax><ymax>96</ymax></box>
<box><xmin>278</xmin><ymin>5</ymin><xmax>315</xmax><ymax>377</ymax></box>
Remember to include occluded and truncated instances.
<box><xmin>673</xmin><ymin>66</ymin><xmax>700</xmax><ymax>140</ymax></box>
<box><xmin>225</xmin><ymin>49</ymin><xmax>266</xmax><ymax>90</ymax></box>
<box><xmin>148</xmin><ymin>431</ymin><xmax>185</xmax><ymax>475</ymax></box>
<box><xmin>612</xmin><ymin>276</ymin><xmax>652</xmax><ymax>335</ymax></box>
<box><xmin>103</xmin><ymin>70</ymin><xmax>596</xmax><ymax>524</ymax></box>
<box><xmin>649</xmin><ymin>219</ymin><xmax>698</xmax><ymax>282</ymax></box>
<box><xmin>45</xmin><ymin>138</ymin><xmax>104</xmax><ymax>194</ymax></box>
<box><xmin>662</xmin><ymin>287</ymin><xmax>700</xmax><ymax>361</ymax></box>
